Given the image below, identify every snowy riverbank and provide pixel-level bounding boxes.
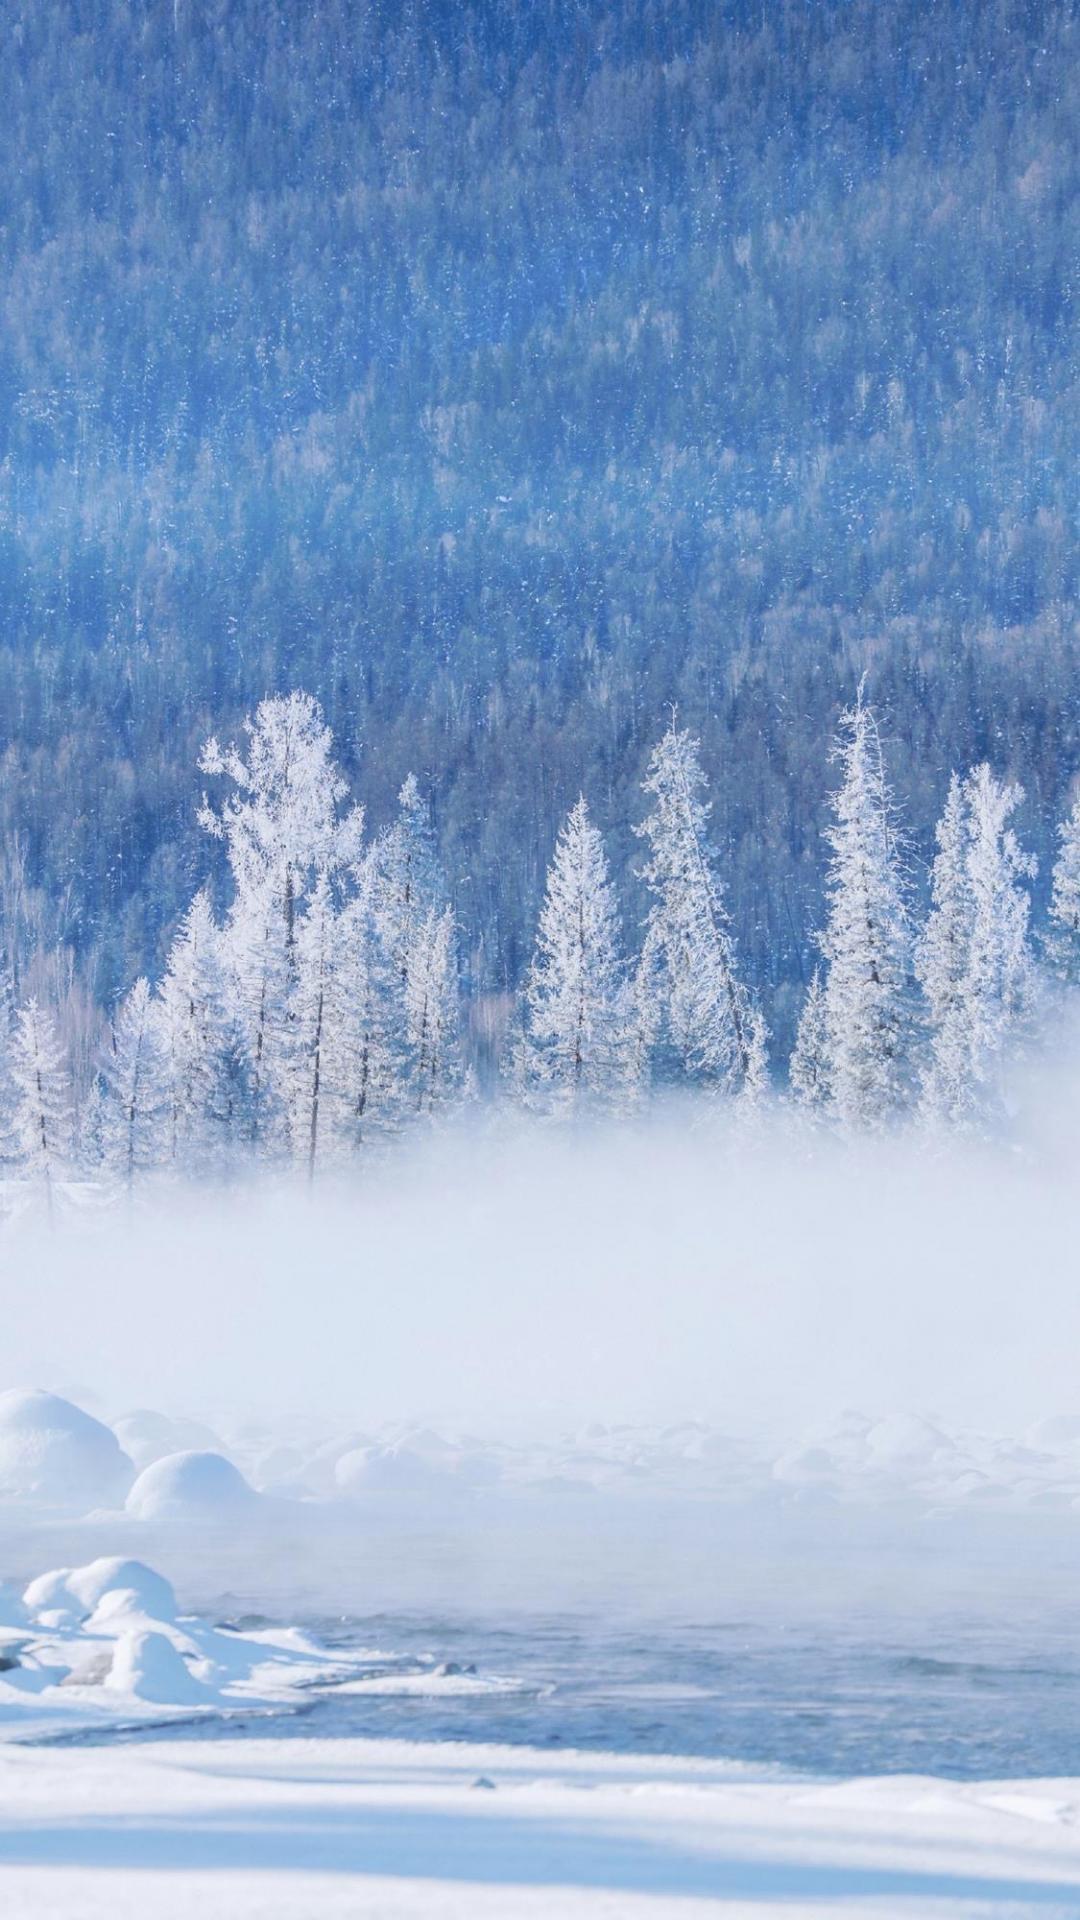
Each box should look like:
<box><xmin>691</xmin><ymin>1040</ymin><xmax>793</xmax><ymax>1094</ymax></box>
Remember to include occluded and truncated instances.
<box><xmin>2</xmin><ymin>1733</ymin><xmax>1080</xmax><ymax>1918</ymax></box>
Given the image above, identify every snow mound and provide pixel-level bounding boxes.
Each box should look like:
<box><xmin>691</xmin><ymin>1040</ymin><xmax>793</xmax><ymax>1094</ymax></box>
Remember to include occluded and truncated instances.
<box><xmin>333</xmin><ymin>1429</ymin><xmax>502</xmax><ymax>1494</ymax></box>
<box><xmin>24</xmin><ymin>1558</ymin><xmax>176</xmax><ymax>1625</ymax></box>
<box><xmin>112</xmin><ymin>1409</ymin><xmax>224</xmax><ymax>1470</ymax></box>
<box><xmin>334</xmin><ymin>1442</ymin><xmax>444</xmax><ymax>1493</ymax></box>
<box><xmin>0</xmin><ymin>1389</ymin><xmax>133</xmax><ymax>1510</ymax></box>
<box><xmin>104</xmin><ymin>1628</ymin><xmax>207</xmax><ymax>1705</ymax></box>
<box><xmin>125</xmin><ymin>1449</ymin><xmax>258</xmax><ymax>1521</ymax></box>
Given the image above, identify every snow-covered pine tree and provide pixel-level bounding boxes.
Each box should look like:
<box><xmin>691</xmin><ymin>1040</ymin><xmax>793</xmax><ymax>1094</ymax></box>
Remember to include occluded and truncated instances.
<box><xmin>158</xmin><ymin>888</ymin><xmax>219</xmax><ymax>1165</ymax></box>
<box><xmin>1048</xmin><ymin>790</ymin><xmax>1080</xmax><ymax>984</ymax></box>
<box><xmin>0</xmin><ymin>962</ymin><xmax>22</xmax><ymax>1170</ymax></box>
<box><xmin>199</xmin><ymin>693</ymin><xmax>364</xmax><ymax>944</ymax></box>
<box><xmin>962</xmin><ymin>762</ymin><xmax>1036</xmax><ymax>1094</ymax></box>
<box><xmin>333</xmin><ymin>861</ymin><xmax>409</xmax><ymax>1149</ymax></box>
<box><xmin>622</xmin><ymin>924</ymin><xmax>663</xmax><ymax>1107</ymax></box>
<box><xmin>636</xmin><ymin>722</ymin><xmax>757</xmax><ymax>1094</ymax></box>
<box><xmin>370</xmin><ymin>773</ymin><xmax>445</xmax><ymax>988</ymax></box>
<box><xmin>11</xmin><ymin>998</ymin><xmax>72</xmax><ymax>1218</ymax></box>
<box><xmin>369</xmin><ymin>773</ymin><xmax>462</xmax><ymax>1109</ymax></box>
<box><xmin>291</xmin><ymin>869</ymin><xmax>342</xmax><ymax>1176</ymax></box>
<box><xmin>99</xmin><ymin>976</ymin><xmax>170</xmax><ymax>1192</ymax></box>
<box><xmin>815</xmin><ymin>686</ymin><xmax>912</xmax><ymax>1128</ymax></box>
<box><xmin>789</xmin><ymin>967</ymin><xmax>829</xmax><ymax>1109</ymax></box>
<box><xmin>740</xmin><ymin>1006</ymin><xmax>770</xmax><ymax>1109</ymax></box>
<box><xmin>198</xmin><ymin>693</ymin><xmax>364</xmax><ymax>1149</ymax></box>
<box><xmin>916</xmin><ymin>773</ymin><xmax>974</xmax><ymax>1124</ymax></box>
<box><xmin>406</xmin><ymin>905</ymin><xmax>463</xmax><ymax>1116</ymax></box>
<box><xmin>518</xmin><ymin>797</ymin><xmax>629</xmax><ymax>1115</ymax></box>
<box><xmin>916</xmin><ymin>764</ymin><xmax>1035</xmax><ymax>1128</ymax></box>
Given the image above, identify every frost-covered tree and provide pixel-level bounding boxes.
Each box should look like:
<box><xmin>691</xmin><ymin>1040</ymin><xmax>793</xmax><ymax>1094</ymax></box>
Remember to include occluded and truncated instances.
<box><xmin>199</xmin><ymin>693</ymin><xmax>364</xmax><ymax>943</ymax></box>
<box><xmin>916</xmin><ymin>774</ymin><xmax>975</xmax><ymax>1123</ymax></box>
<box><xmin>199</xmin><ymin>694</ymin><xmax>364</xmax><ymax>1140</ymax></box>
<box><xmin>371</xmin><ymin>774</ymin><xmax>445</xmax><ymax>985</ymax></box>
<box><xmin>158</xmin><ymin>889</ymin><xmax>220</xmax><ymax>1163</ymax></box>
<box><xmin>814</xmin><ymin>687</ymin><xmax>912</xmax><ymax>1128</ymax></box>
<box><xmin>369</xmin><ymin>773</ymin><xmax>462</xmax><ymax>1110</ymax></box>
<box><xmin>99</xmin><ymin>977</ymin><xmax>170</xmax><ymax>1191</ymax></box>
<box><xmin>0</xmin><ymin>966</ymin><xmax>22</xmax><ymax>1169</ymax></box>
<box><xmin>333</xmin><ymin>864</ymin><xmax>409</xmax><ymax>1149</ymax></box>
<box><xmin>636</xmin><ymin>723</ymin><xmax>756</xmax><ymax>1093</ymax></box>
<box><xmin>963</xmin><ymin>764</ymin><xmax>1036</xmax><ymax>1102</ymax></box>
<box><xmin>916</xmin><ymin>765</ymin><xmax>1036</xmax><ymax>1127</ymax></box>
<box><xmin>1048</xmin><ymin>791</ymin><xmax>1080</xmax><ymax>984</ymax></box>
<box><xmin>518</xmin><ymin>797</ymin><xmax>629</xmax><ymax>1114</ymax></box>
<box><xmin>11</xmin><ymin>998</ymin><xmax>72</xmax><ymax>1217</ymax></box>
<box><xmin>623</xmin><ymin>924</ymin><xmax>663</xmax><ymax>1106</ymax></box>
<box><xmin>789</xmin><ymin>967</ymin><xmax>828</xmax><ymax>1109</ymax></box>
<box><xmin>290</xmin><ymin>869</ymin><xmax>342</xmax><ymax>1176</ymax></box>
<box><xmin>406</xmin><ymin>905</ymin><xmax>463</xmax><ymax>1116</ymax></box>
<box><xmin>740</xmin><ymin>1005</ymin><xmax>770</xmax><ymax>1109</ymax></box>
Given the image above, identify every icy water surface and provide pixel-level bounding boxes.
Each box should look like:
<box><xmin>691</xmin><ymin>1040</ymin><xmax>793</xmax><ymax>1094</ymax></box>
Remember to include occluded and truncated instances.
<box><xmin>98</xmin><ymin>1607</ymin><xmax>1080</xmax><ymax>1780</ymax></box>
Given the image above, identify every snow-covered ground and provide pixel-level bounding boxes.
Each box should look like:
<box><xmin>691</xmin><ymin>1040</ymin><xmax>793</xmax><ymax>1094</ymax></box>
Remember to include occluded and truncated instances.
<box><xmin>3</xmin><ymin>1733</ymin><xmax>1080</xmax><ymax>1918</ymax></box>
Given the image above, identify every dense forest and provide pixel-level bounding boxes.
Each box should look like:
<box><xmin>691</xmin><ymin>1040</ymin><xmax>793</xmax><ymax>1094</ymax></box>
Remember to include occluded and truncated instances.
<box><xmin>0</xmin><ymin>0</ymin><xmax>1075</xmax><ymax>1065</ymax></box>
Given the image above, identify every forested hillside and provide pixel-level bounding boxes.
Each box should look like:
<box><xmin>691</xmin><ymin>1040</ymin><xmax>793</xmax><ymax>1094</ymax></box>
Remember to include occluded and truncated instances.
<box><xmin>0</xmin><ymin>0</ymin><xmax>1075</xmax><ymax>1056</ymax></box>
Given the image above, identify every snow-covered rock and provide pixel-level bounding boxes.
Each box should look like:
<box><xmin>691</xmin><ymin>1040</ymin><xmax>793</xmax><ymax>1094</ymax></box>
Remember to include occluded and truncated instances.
<box><xmin>0</xmin><ymin>1389</ymin><xmax>133</xmax><ymax>1510</ymax></box>
<box><xmin>104</xmin><ymin>1628</ymin><xmax>206</xmax><ymax>1706</ymax></box>
<box><xmin>125</xmin><ymin>1449</ymin><xmax>258</xmax><ymax>1521</ymax></box>
<box><xmin>24</xmin><ymin>1558</ymin><xmax>176</xmax><ymax>1625</ymax></box>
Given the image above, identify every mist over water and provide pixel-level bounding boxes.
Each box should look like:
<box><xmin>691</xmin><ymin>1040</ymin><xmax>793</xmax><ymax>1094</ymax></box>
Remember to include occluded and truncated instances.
<box><xmin>4</xmin><ymin>1059</ymin><xmax>1079</xmax><ymax>1444</ymax></box>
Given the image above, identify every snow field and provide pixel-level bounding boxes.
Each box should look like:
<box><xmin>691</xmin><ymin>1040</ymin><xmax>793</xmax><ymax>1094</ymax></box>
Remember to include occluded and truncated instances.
<box><xmin>1</xmin><ymin>1734</ymin><xmax>1080</xmax><ymax>1918</ymax></box>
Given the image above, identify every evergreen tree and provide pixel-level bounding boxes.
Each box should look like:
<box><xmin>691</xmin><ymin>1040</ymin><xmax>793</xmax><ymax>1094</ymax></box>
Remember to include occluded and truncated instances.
<box><xmin>1048</xmin><ymin>791</ymin><xmax>1080</xmax><ymax>984</ymax></box>
<box><xmin>291</xmin><ymin>870</ymin><xmax>340</xmax><ymax>1176</ymax></box>
<box><xmin>371</xmin><ymin>774</ymin><xmax>446</xmax><ymax>988</ymax></box>
<box><xmin>11</xmin><ymin>999</ymin><xmax>72</xmax><ymax>1218</ymax></box>
<box><xmin>916</xmin><ymin>765</ymin><xmax>1036</xmax><ymax>1127</ymax></box>
<box><xmin>789</xmin><ymin>968</ymin><xmax>828</xmax><ymax>1109</ymax></box>
<box><xmin>199</xmin><ymin>693</ymin><xmax>364</xmax><ymax>1146</ymax></box>
<box><xmin>519</xmin><ymin>797</ymin><xmax>629</xmax><ymax>1115</ymax></box>
<box><xmin>334</xmin><ymin>863</ymin><xmax>409</xmax><ymax>1150</ymax></box>
<box><xmin>963</xmin><ymin>763</ymin><xmax>1037</xmax><ymax>1098</ymax></box>
<box><xmin>636</xmin><ymin>723</ymin><xmax>757</xmax><ymax>1094</ymax></box>
<box><xmin>815</xmin><ymin>687</ymin><xmax>912</xmax><ymax>1129</ymax></box>
<box><xmin>158</xmin><ymin>889</ymin><xmax>219</xmax><ymax>1164</ymax></box>
<box><xmin>623</xmin><ymin>925</ymin><xmax>663</xmax><ymax>1107</ymax></box>
<box><xmin>99</xmin><ymin>977</ymin><xmax>170</xmax><ymax>1192</ymax></box>
<box><xmin>916</xmin><ymin>774</ymin><xmax>975</xmax><ymax>1124</ymax></box>
<box><xmin>406</xmin><ymin>905</ymin><xmax>464</xmax><ymax>1116</ymax></box>
<box><xmin>0</xmin><ymin>963</ymin><xmax>22</xmax><ymax>1169</ymax></box>
<box><xmin>740</xmin><ymin>1006</ymin><xmax>771</xmax><ymax>1109</ymax></box>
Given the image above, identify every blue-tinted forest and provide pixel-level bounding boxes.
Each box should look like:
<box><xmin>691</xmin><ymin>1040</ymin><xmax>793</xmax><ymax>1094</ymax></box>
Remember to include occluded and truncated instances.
<box><xmin>0</xmin><ymin>0</ymin><xmax>1075</xmax><ymax>1054</ymax></box>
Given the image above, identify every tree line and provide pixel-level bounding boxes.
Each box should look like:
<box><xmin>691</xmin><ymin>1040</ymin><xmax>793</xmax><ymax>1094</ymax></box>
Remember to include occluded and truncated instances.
<box><xmin>1</xmin><ymin>686</ymin><xmax>1077</xmax><ymax>1214</ymax></box>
